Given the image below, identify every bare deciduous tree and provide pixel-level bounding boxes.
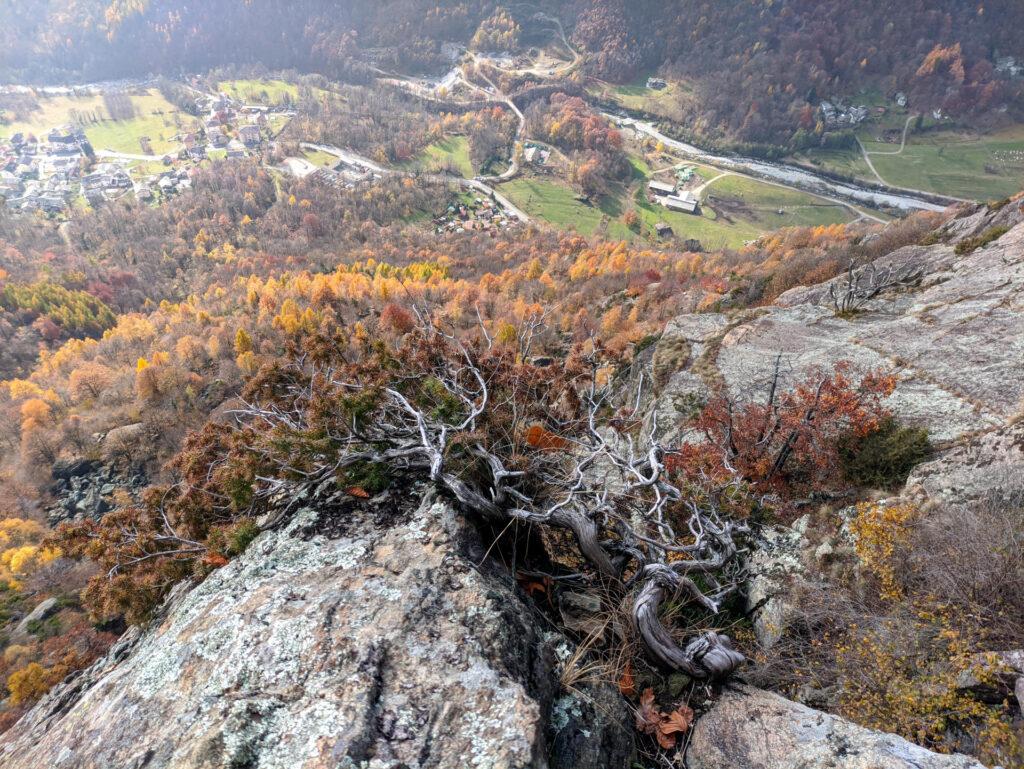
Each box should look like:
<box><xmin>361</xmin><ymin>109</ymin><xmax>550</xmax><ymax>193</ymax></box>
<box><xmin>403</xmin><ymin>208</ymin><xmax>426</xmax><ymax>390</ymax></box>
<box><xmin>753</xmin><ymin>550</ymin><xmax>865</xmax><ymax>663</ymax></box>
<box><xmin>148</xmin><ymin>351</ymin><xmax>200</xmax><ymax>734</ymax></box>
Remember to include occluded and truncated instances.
<box><xmin>829</xmin><ymin>260</ymin><xmax>923</xmax><ymax>315</ymax></box>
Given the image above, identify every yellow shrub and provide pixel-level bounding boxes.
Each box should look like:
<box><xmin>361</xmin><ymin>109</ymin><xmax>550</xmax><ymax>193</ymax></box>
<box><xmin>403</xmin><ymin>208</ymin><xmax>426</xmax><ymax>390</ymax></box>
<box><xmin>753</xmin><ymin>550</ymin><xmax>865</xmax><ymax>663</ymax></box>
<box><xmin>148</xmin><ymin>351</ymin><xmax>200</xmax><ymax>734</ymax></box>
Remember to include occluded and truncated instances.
<box><xmin>849</xmin><ymin>501</ymin><xmax>917</xmax><ymax>601</ymax></box>
<box><xmin>1</xmin><ymin>544</ymin><xmax>60</xmax><ymax>575</ymax></box>
<box><xmin>7</xmin><ymin>663</ymin><xmax>55</xmax><ymax>706</ymax></box>
<box><xmin>2</xmin><ymin>644</ymin><xmax>33</xmax><ymax>666</ymax></box>
<box><xmin>836</xmin><ymin>612</ymin><xmax>1020</xmax><ymax>765</ymax></box>
<box><xmin>0</xmin><ymin>518</ymin><xmax>46</xmax><ymax>549</ymax></box>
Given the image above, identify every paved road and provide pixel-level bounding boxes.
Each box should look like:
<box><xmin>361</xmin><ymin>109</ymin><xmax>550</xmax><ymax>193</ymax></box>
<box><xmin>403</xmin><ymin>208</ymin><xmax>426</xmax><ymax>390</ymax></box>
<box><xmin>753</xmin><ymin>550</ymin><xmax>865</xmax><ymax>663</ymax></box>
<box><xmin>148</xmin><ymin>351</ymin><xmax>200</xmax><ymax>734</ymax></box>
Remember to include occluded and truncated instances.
<box><xmin>95</xmin><ymin>149</ymin><xmax>173</xmax><ymax>162</ymax></box>
<box><xmin>299</xmin><ymin>142</ymin><xmax>530</xmax><ymax>222</ymax></box>
<box><xmin>461</xmin><ymin>54</ymin><xmax>526</xmax><ymax>183</ymax></box>
<box><xmin>300</xmin><ymin>142</ymin><xmax>387</xmax><ymax>174</ymax></box>
<box><xmin>618</xmin><ymin>116</ymin><xmax>948</xmax><ymax>214</ymax></box>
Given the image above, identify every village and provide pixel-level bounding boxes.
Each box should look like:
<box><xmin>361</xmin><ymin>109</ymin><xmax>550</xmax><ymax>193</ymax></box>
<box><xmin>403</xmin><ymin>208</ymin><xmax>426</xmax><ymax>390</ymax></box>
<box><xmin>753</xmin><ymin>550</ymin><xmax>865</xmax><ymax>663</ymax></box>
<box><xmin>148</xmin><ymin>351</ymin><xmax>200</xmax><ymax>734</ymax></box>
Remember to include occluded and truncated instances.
<box><xmin>646</xmin><ymin>170</ymin><xmax>700</xmax><ymax>216</ymax></box>
<box><xmin>0</xmin><ymin>88</ymin><xmax>284</xmax><ymax>214</ymax></box>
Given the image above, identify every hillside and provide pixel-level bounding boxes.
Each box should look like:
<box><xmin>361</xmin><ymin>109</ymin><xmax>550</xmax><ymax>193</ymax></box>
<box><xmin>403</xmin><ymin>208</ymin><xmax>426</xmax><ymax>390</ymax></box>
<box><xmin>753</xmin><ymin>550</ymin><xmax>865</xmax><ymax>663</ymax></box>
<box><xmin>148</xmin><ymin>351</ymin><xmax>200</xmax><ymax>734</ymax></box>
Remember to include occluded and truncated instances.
<box><xmin>4</xmin><ymin>1</ymin><xmax>1024</xmax><ymax>149</ymax></box>
<box><xmin>0</xmin><ymin>2</ymin><xmax>1023</xmax><ymax>766</ymax></box>
<box><xmin>567</xmin><ymin>0</ymin><xmax>1024</xmax><ymax>144</ymax></box>
<box><xmin>0</xmin><ymin>201</ymin><xmax>1021</xmax><ymax>766</ymax></box>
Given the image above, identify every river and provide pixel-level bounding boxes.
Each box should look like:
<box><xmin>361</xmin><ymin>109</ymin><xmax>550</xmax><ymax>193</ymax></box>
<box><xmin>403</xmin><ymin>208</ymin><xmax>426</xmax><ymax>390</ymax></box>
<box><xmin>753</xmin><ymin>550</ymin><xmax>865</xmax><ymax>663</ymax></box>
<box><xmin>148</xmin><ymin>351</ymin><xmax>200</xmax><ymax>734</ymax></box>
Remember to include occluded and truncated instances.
<box><xmin>611</xmin><ymin>116</ymin><xmax>950</xmax><ymax>213</ymax></box>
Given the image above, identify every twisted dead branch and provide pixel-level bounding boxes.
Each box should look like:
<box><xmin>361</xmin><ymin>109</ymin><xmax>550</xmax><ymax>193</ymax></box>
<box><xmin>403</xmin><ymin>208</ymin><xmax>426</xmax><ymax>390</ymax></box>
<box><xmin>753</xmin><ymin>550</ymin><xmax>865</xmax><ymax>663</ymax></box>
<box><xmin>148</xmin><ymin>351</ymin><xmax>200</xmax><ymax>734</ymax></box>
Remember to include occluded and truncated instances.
<box><xmin>230</xmin><ymin>324</ymin><xmax>749</xmax><ymax>679</ymax></box>
<box><xmin>829</xmin><ymin>260</ymin><xmax>924</xmax><ymax>315</ymax></box>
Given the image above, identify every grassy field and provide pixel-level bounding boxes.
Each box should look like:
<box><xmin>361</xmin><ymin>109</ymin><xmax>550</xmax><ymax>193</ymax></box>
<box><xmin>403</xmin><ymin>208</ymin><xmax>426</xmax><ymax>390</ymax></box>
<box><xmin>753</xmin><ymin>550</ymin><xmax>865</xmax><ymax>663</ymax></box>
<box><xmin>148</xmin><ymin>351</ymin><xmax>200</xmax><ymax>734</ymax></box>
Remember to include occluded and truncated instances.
<box><xmin>587</xmin><ymin>74</ymin><xmax>689</xmax><ymax>121</ymax></box>
<box><xmin>704</xmin><ymin>175</ymin><xmax>853</xmax><ymax>228</ymax></box>
<box><xmin>402</xmin><ymin>136</ymin><xmax>475</xmax><ymax>178</ymax></box>
<box><xmin>0</xmin><ymin>93</ymin><xmax>107</xmax><ymax>139</ymax></box>
<box><xmin>500</xmin><ymin>167</ymin><xmax>856</xmax><ymax>249</ymax></box>
<box><xmin>499</xmin><ymin>177</ymin><xmax>632</xmax><ymax>239</ymax></box>
<box><xmin>858</xmin><ymin>126</ymin><xmax>1024</xmax><ymax>200</ymax></box>
<box><xmin>86</xmin><ymin>91</ymin><xmax>195</xmax><ymax>155</ymax></box>
<box><xmin>0</xmin><ymin>89</ymin><xmax>197</xmax><ymax>156</ymax></box>
<box><xmin>303</xmin><ymin>149</ymin><xmax>339</xmax><ymax>168</ymax></box>
<box><xmin>791</xmin><ymin>147</ymin><xmax>875</xmax><ymax>181</ymax></box>
<box><xmin>217</xmin><ymin>79</ymin><xmax>300</xmax><ymax>106</ymax></box>
<box><xmin>126</xmin><ymin>159</ymin><xmax>172</xmax><ymax>177</ymax></box>
<box><xmin>631</xmin><ymin>174</ymin><xmax>853</xmax><ymax>249</ymax></box>
<box><xmin>627</xmin><ymin>153</ymin><xmax>653</xmax><ymax>178</ymax></box>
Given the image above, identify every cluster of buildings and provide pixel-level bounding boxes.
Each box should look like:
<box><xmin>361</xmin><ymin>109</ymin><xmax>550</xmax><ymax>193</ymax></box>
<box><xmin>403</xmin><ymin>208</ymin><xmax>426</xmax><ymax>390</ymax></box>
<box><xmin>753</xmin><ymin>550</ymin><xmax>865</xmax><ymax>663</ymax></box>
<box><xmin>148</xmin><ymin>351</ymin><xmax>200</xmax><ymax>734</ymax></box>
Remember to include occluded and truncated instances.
<box><xmin>433</xmin><ymin>196</ymin><xmax>517</xmax><ymax>234</ymax></box>
<box><xmin>648</xmin><ymin>179</ymin><xmax>698</xmax><ymax>214</ymax></box>
<box><xmin>523</xmin><ymin>142</ymin><xmax>551</xmax><ymax>166</ymax></box>
<box><xmin>81</xmin><ymin>164</ymin><xmax>133</xmax><ymax>205</ymax></box>
<box><xmin>0</xmin><ymin>87</ymin><xmax>286</xmax><ymax>216</ymax></box>
<box><xmin>184</xmin><ymin>91</ymin><xmax>273</xmax><ymax>162</ymax></box>
<box><xmin>819</xmin><ymin>100</ymin><xmax>870</xmax><ymax>128</ymax></box>
<box><xmin>0</xmin><ymin>126</ymin><xmax>95</xmax><ymax>213</ymax></box>
<box><xmin>996</xmin><ymin>56</ymin><xmax>1023</xmax><ymax>79</ymax></box>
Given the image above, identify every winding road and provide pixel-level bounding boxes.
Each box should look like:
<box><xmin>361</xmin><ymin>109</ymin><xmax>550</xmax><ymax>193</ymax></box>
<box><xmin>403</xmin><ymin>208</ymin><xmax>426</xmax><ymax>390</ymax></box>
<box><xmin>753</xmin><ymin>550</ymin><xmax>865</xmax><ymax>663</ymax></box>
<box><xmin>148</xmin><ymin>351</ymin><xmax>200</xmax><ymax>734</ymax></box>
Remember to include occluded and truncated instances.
<box><xmin>298</xmin><ymin>142</ymin><xmax>530</xmax><ymax>222</ymax></box>
<box><xmin>374</xmin><ymin>9</ymin><xmax>953</xmax><ymax>218</ymax></box>
<box><xmin>856</xmin><ymin>115</ymin><xmax>914</xmax><ymax>186</ymax></box>
<box><xmin>460</xmin><ymin>53</ymin><xmax>527</xmax><ymax>183</ymax></box>
<box><xmin>853</xmin><ymin>115</ymin><xmax>969</xmax><ymax>203</ymax></box>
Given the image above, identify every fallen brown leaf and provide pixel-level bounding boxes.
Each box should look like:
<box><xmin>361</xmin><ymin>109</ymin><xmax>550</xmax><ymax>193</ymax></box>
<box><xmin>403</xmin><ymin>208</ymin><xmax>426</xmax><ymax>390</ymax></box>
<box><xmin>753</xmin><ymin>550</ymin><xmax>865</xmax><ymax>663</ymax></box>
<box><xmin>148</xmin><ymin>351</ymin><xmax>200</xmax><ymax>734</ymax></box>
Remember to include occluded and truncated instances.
<box><xmin>618</xmin><ymin>661</ymin><xmax>636</xmax><ymax>698</ymax></box>
<box><xmin>655</xmin><ymin>704</ymin><xmax>694</xmax><ymax>748</ymax></box>
<box><xmin>635</xmin><ymin>687</ymin><xmax>661</xmax><ymax>734</ymax></box>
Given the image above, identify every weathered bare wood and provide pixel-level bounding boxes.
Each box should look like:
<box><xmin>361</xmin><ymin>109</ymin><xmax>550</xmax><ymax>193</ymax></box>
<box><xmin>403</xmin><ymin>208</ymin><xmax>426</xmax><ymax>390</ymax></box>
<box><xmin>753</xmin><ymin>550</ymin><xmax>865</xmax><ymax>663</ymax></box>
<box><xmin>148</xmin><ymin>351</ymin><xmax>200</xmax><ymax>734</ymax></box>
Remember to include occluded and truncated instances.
<box><xmin>829</xmin><ymin>260</ymin><xmax>924</xmax><ymax>315</ymax></box>
<box><xmin>234</xmin><ymin>327</ymin><xmax>749</xmax><ymax>680</ymax></box>
<box><xmin>634</xmin><ymin>577</ymin><xmax>745</xmax><ymax>678</ymax></box>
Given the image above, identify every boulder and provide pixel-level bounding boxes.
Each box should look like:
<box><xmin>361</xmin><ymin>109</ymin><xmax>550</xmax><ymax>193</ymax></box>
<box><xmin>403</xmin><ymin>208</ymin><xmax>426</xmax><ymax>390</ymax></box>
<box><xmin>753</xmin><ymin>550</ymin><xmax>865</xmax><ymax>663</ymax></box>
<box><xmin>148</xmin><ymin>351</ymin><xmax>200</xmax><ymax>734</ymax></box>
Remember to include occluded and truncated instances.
<box><xmin>101</xmin><ymin>422</ymin><xmax>148</xmax><ymax>462</ymax></box>
<box><xmin>0</xmin><ymin>491</ymin><xmax>631</xmax><ymax>769</ymax></box>
<box><xmin>686</xmin><ymin>685</ymin><xmax>986</xmax><ymax>769</ymax></box>
<box><xmin>9</xmin><ymin>597</ymin><xmax>60</xmax><ymax>643</ymax></box>
<box><xmin>955</xmin><ymin>649</ymin><xmax>1024</xmax><ymax>704</ymax></box>
<box><xmin>51</xmin><ymin>458</ymin><xmax>101</xmax><ymax>482</ymax></box>
<box><xmin>745</xmin><ymin>522</ymin><xmax>806</xmax><ymax>650</ymax></box>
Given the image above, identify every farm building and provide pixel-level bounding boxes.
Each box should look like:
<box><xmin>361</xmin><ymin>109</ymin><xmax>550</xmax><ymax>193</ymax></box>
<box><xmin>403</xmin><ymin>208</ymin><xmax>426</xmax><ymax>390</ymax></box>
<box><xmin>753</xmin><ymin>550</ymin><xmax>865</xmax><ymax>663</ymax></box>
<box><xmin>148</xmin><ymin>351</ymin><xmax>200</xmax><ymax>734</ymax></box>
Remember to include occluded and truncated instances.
<box><xmin>662</xmin><ymin>192</ymin><xmax>698</xmax><ymax>214</ymax></box>
<box><xmin>648</xmin><ymin>180</ymin><xmax>676</xmax><ymax>196</ymax></box>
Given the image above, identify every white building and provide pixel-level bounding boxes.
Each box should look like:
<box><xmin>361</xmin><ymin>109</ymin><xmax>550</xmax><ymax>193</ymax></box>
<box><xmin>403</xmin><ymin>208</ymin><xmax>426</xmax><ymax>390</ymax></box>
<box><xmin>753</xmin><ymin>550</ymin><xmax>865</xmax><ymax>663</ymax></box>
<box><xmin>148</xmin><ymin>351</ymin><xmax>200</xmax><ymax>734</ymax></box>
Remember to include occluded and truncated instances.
<box><xmin>648</xmin><ymin>180</ymin><xmax>676</xmax><ymax>196</ymax></box>
<box><xmin>662</xmin><ymin>192</ymin><xmax>698</xmax><ymax>214</ymax></box>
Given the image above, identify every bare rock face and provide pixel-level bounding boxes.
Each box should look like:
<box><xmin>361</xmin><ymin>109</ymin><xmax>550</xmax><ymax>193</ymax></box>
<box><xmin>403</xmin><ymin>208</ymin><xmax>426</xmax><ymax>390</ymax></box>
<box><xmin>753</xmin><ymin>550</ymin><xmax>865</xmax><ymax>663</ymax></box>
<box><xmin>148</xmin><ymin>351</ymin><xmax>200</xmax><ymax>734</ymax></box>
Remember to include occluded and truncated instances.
<box><xmin>686</xmin><ymin>685</ymin><xmax>986</xmax><ymax>769</ymax></box>
<box><xmin>653</xmin><ymin>217</ymin><xmax>1024</xmax><ymax>510</ymax></box>
<box><xmin>651</xmin><ymin>213</ymin><xmax>1024</xmax><ymax>661</ymax></box>
<box><xmin>0</xmin><ymin>491</ymin><xmax>631</xmax><ymax>769</ymax></box>
<box><xmin>655</xmin><ymin>220</ymin><xmax>1024</xmax><ymax>457</ymax></box>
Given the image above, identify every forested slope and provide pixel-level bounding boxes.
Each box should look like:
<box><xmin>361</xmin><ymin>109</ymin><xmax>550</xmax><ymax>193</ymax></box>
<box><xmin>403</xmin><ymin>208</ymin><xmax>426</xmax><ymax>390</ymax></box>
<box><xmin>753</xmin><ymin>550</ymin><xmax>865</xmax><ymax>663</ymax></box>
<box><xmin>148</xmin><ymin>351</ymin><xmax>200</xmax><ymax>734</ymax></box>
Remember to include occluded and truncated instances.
<box><xmin>4</xmin><ymin>0</ymin><xmax>1024</xmax><ymax>146</ymax></box>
